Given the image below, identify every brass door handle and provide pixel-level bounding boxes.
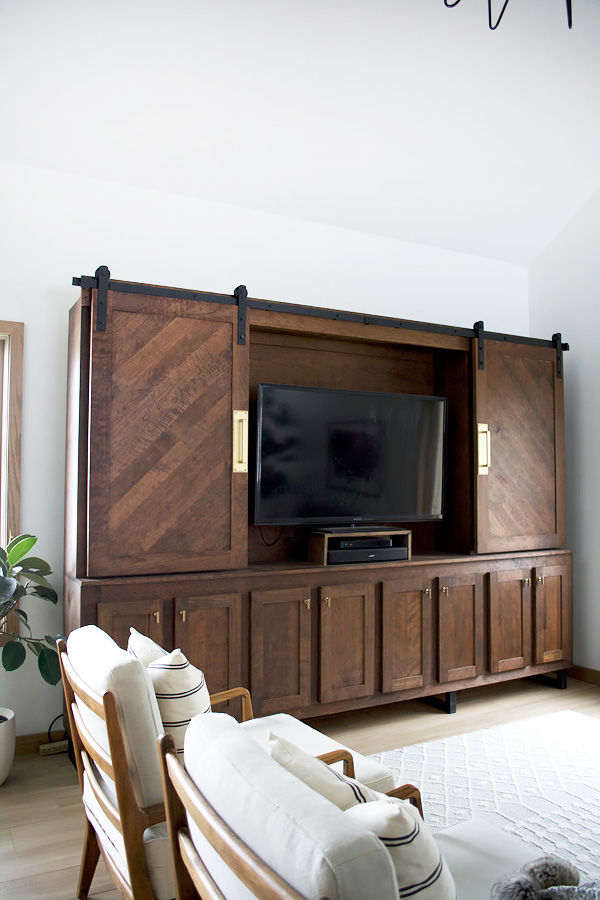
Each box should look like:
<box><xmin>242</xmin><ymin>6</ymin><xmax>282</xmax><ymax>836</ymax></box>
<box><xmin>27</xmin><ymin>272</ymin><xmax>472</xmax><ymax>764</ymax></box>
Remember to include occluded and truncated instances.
<box><xmin>324</xmin><ymin>597</ymin><xmax>331</xmax><ymax>607</ymax></box>
<box><xmin>442</xmin><ymin>586</ymin><xmax>448</xmax><ymax>595</ymax></box>
<box><xmin>538</xmin><ymin>576</ymin><xmax>544</xmax><ymax>585</ymax></box>
<box><xmin>232</xmin><ymin>409</ymin><xmax>249</xmax><ymax>473</ymax></box>
<box><xmin>179</xmin><ymin>609</ymin><xmax>187</xmax><ymax>622</ymax></box>
<box><xmin>304</xmin><ymin>598</ymin><xmax>311</xmax><ymax>610</ymax></box>
<box><xmin>524</xmin><ymin>578</ymin><xmax>530</xmax><ymax>587</ymax></box>
<box><xmin>424</xmin><ymin>588</ymin><xmax>431</xmax><ymax>597</ymax></box>
<box><xmin>477</xmin><ymin>423</ymin><xmax>491</xmax><ymax>475</ymax></box>
<box><xmin>153</xmin><ymin>611</ymin><xmax>161</xmax><ymax>624</ymax></box>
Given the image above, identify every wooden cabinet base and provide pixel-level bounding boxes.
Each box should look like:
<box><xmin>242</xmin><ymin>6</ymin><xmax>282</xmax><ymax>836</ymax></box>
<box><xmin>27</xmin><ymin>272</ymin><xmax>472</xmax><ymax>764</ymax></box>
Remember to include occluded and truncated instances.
<box><xmin>65</xmin><ymin>548</ymin><xmax>572</xmax><ymax>721</ymax></box>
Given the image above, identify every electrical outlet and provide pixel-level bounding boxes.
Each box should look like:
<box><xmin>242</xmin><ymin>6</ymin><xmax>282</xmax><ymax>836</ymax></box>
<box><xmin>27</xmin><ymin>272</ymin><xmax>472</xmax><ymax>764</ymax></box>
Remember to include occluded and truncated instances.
<box><xmin>39</xmin><ymin>739</ymin><xmax>69</xmax><ymax>756</ymax></box>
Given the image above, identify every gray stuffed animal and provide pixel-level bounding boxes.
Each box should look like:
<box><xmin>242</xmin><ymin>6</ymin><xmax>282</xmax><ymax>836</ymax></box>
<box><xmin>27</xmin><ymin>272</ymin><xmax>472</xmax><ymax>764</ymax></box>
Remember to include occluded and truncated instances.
<box><xmin>491</xmin><ymin>857</ymin><xmax>600</xmax><ymax>900</ymax></box>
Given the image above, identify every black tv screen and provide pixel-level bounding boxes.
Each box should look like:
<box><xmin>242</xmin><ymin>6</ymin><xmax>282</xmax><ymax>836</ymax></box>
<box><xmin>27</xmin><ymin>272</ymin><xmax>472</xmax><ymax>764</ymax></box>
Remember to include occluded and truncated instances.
<box><xmin>254</xmin><ymin>383</ymin><xmax>447</xmax><ymax>526</ymax></box>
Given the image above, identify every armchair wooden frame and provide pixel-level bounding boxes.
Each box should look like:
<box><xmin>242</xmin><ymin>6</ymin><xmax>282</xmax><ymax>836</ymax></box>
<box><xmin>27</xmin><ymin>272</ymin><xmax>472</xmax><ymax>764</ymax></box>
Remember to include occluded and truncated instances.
<box><xmin>58</xmin><ymin>639</ymin><xmax>168</xmax><ymax>900</ymax></box>
<box><xmin>159</xmin><ymin>732</ymin><xmax>312</xmax><ymax>900</ymax></box>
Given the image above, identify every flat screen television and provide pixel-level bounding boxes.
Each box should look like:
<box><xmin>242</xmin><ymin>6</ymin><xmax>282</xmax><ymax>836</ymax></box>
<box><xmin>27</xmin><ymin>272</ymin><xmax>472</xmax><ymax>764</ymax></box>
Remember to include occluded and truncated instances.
<box><xmin>254</xmin><ymin>383</ymin><xmax>447</xmax><ymax>527</ymax></box>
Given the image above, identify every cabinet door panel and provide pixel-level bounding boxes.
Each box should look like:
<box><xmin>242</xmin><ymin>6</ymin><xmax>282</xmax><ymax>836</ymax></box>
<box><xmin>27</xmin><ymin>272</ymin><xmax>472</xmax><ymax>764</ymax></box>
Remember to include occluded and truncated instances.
<box><xmin>88</xmin><ymin>290</ymin><xmax>248</xmax><ymax>576</ymax></box>
<box><xmin>250</xmin><ymin>588</ymin><xmax>312</xmax><ymax>714</ymax></box>
<box><xmin>488</xmin><ymin>569</ymin><xmax>532</xmax><ymax>673</ymax></box>
<box><xmin>97</xmin><ymin>598</ymin><xmax>165</xmax><ymax>650</ymax></box>
<box><xmin>474</xmin><ymin>341</ymin><xmax>565</xmax><ymax>552</ymax></box>
<box><xmin>437</xmin><ymin>573</ymin><xmax>484</xmax><ymax>683</ymax></box>
<box><xmin>175</xmin><ymin>594</ymin><xmax>242</xmax><ymax>695</ymax></box>
<box><xmin>534</xmin><ymin>564</ymin><xmax>572</xmax><ymax>665</ymax></box>
<box><xmin>319</xmin><ymin>583</ymin><xmax>375</xmax><ymax>703</ymax></box>
<box><xmin>382</xmin><ymin>577</ymin><xmax>432</xmax><ymax>692</ymax></box>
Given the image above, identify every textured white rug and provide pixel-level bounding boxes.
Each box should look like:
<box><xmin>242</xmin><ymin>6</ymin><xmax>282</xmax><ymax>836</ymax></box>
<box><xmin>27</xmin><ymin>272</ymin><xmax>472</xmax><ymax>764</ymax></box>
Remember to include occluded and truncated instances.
<box><xmin>370</xmin><ymin>710</ymin><xmax>600</xmax><ymax>882</ymax></box>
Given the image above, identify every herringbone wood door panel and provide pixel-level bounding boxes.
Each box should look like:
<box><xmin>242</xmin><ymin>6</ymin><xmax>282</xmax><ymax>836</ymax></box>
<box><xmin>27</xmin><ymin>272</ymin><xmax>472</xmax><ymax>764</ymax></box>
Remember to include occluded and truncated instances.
<box><xmin>475</xmin><ymin>341</ymin><xmax>565</xmax><ymax>553</ymax></box>
<box><xmin>88</xmin><ymin>291</ymin><xmax>248</xmax><ymax>575</ymax></box>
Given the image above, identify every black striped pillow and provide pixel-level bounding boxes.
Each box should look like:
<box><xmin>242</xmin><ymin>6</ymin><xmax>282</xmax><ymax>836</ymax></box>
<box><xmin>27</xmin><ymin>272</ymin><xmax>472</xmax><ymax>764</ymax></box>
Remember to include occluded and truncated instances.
<box><xmin>147</xmin><ymin>648</ymin><xmax>211</xmax><ymax>754</ymax></box>
<box><xmin>268</xmin><ymin>730</ymin><xmax>381</xmax><ymax>809</ymax></box>
<box><xmin>345</xmin><ymin>800</ymin><xmax>457</xmax><ymax>899</ymax></box>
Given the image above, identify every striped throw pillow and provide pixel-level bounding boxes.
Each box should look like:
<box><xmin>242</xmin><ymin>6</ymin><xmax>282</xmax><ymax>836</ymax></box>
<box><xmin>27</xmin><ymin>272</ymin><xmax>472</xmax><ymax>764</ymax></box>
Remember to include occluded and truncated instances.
<box><xmin>268</xmin><ymin>730</ymin><xmax>381</xmax><ymax>809</ymax></box>
<box><xmin>127</xmin><ymin>627</ymin><xmax>168</xmax><ymax>666</ymax></box>
<box><xmin>147</xmin><ymin>648</ymin><xmax>211</xmax><ymax>753</ymax></box>
<box><xmin>345</xmin><ymin>800</ymin><xmax>456</xmax><ymax>900</ymax></box>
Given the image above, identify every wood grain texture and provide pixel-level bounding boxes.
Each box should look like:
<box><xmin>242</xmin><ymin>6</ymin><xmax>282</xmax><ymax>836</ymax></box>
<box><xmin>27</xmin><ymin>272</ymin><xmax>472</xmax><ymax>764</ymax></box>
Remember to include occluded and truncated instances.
<box><xmin>250</xmin><ymin>587</ymin><xmax>312</xmax><ymax>713</ymax></box>
<box><xmin>437</xmin><ymin>572</ymin><xmax>484</xmax><ymax>683</ymax></box>
<box><xmin>87</xmin><ymin>290</ymin><xmax>248</xmax><ymax>576</ymax></box>
<box><xmin>381</xmin><ymin>576</ymin><xmax>433</xmax><ymax>692</ymax></box>
<box><xmin>488</xmin><ymin>569</ymin><xmax>532</xmax><ymax>673</ymax></box>
<box><xmin>318</xmin><ymin>582</ymin><xmax>375</xmax><ymax>703</ymax></box>
<box><xmin>175</xmin><ymin>593</ymin><xmax>242</xmax><ymax>697</ymax></box>
<box><xmin>475</xmin><ymin>341</ymin><xmax>565</xmax><ymax>552</ymax></box>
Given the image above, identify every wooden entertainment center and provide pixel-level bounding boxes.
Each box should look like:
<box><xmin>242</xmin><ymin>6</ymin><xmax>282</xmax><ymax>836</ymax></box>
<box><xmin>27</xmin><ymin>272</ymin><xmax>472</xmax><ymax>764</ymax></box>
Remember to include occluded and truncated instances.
<box><xmin>64</xmin><ymin>270</ymin><xmax>572</xmax><ymax>718</ymax></box>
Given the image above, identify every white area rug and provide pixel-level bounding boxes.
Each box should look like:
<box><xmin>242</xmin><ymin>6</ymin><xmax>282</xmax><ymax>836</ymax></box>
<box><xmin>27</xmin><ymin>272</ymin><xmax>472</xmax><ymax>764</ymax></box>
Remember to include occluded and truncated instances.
<box><xmin>370</xmin><ymin>710</ymin><xmax>600</xmax><ymax>881</ymax></box>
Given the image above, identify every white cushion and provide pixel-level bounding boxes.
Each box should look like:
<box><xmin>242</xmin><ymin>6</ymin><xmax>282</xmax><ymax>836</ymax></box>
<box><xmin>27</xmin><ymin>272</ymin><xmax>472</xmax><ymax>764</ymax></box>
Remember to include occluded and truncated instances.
<box><xmin>241</xmin><ymin>711</ymin><xmax>395</xmax><ymax>793</ymax></box>
<box><xmin>183</xmin><ymin>713</ymin><xmax>398</xmax><ymax>900</ymax></box>
<box><xmin>82</xmin><ymin>772</ymin><xmax>173</xmax><ymax>900</ymax></box>
<box><xmin>127</xmin><ymin>627</ymin><xmax>167</xmax><ymax>666</ymax></box>
<box><xmin>148</xmin><ymin>648</ymin><xmax>211</xmax><ymax>753</ymax></box>
<box><xmin>345</xmin><ymin>800</ymin><xmax>456</xmax><ymax>900</ymax></box>
<box><xmin>66</xmin><ymin>625</ymin><xmax>163</xmax><ymax>808</ymax></box>
<box><xmin>433</xmin><ymin>819</ymin><xmax>539</xmax><ymax>900</ymax></box>
<box><xmin>268</xmin><ymin>729</ymin><xmax>382</xmax><ymax>809</ymax></box>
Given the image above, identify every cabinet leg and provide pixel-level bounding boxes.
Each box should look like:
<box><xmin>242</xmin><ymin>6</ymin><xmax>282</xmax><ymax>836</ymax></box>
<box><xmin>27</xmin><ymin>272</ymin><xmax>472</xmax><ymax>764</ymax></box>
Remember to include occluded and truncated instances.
<box><xmin>533</xmin><ymin>670</ymin><xmax>568</xmax><ymax>690</ymax></box>
<box><xmin>422</xmin><ymin>691</ymin><xmax>457</xmax><ymax>714</ymax></box>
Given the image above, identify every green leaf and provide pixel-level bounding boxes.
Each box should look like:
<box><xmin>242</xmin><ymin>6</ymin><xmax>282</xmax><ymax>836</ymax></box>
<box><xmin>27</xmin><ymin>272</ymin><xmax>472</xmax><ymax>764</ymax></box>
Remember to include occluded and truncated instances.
<box><xmin>21</xmin><ymin>571</ymin><xmax>53</xmax><ymax>591</ymax></box>
<box><xmin>44</xmin><ymin>633</ymin><xmax>65</xmax><ymax>647</ymax></box>
<box><xmin>2</xmin><ymin>640</ymin><xmax>27</xmax><ymax>671</ymax></box>
<box><xmin>0</xmin><ymin>576</ymin><xmax>18</xmax><ymax>603</ymax></box>
<box><xmin>26</xmin><ymin>584</ymin><xmax>58</xmax><ymax>604</ymax></box>
<box><xmin>13</xmin><ymin>608</ymin><xmax>30</xmax><ymax>627</ymax></box>
<box><xmin>0</xmin><ymin>548</ymin><xmax>9</xmax><ymax>576</ymax></box>
<box><xmin>38</xmin><ymin>647</ymin><xmax>61</xmax><ymax>686</ymax></box>
<box><xmin>18</xmin><ymin>557</ymin><xmax>53</xmax><ymax>576</ymax></box>
<box><xmin>6</xmin><ymin>535</ymin><xmax>37</xmax><ymax>567</ymax></box>
<box><xmin>25</xmin><ymin>640</ymin><xmax>44</xmax><ymax>657</ymax></box>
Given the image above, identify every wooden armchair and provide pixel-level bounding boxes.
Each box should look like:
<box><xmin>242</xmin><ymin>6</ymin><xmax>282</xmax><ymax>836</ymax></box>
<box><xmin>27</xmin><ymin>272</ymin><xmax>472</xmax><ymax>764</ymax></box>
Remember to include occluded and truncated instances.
<box><xmin>59</xmin><ymin>637</ymin><xmax>173</xmax><ymax>900</ymax></box>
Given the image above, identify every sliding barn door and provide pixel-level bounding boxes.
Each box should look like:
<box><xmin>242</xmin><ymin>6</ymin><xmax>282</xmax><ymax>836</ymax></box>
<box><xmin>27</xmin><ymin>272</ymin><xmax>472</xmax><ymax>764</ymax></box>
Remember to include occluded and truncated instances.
<box><xmin>87</xmin><ymin>288</ymin><xmax>248</xmax><ymax>576</ymax></box>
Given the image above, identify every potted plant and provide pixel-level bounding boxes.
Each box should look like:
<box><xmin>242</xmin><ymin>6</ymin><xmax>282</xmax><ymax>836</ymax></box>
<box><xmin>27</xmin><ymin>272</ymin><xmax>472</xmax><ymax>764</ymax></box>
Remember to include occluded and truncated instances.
<box><xmin>0</xmin><ymin>533</ymin><xmax>62</xmax><ymax>785</ymax></box>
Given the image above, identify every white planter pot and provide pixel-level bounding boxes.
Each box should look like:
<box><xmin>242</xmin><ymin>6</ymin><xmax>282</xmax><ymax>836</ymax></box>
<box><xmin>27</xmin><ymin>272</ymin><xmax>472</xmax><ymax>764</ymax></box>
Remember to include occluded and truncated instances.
<box><xmin>0</xmin><ymin>707</ymin><xmax>16</xmax><ymax>785</ymax></box>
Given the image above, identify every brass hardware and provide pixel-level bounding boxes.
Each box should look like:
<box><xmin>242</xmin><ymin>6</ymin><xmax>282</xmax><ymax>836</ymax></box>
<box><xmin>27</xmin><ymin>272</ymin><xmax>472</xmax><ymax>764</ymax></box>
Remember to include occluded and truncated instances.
<box><xmin>324</xmin><ymin>597</ymin><xmax>331</xmax><ymax>607</ymax></box>
<box><xmin>304</xmin><ymin>598</ymin><xmax>311</xmax><ymax>610</ymax></box>
<box><xmin>477</xmin><ymin>423</ymin><xmax>491</xmax><ymax>475</ymax></box>
<box><xmin>232</xmin><ymin>409</ymin><xmax>249</xmax><ymax>473</ymax></box>
<box><xmin>524</xmin><ymin>578</ymin><xmax>530</xmax><ymax>587</ymax></box>
<box><xmin>424</xmin><ymin>588</ymin><xmax>431</xmax><ymax>597</ymax></box>
<box><xmin>180</xmin><ymin>610</ymin><xmax>187</xmax><ymax>623</ymax></box>
<box><xmin>538</xmin><ymin>575</ymin><xmax>544</xmax><ymax>585</ymax></box>
<box><xmin>153</xmin><ymin>611</ymin><xmax>161</xmax><ymax>624</ymax></box>
<box><xmin>442</xmin><ymin>586</ymin><xmax>448</xmax><ymax>595</ymax></box>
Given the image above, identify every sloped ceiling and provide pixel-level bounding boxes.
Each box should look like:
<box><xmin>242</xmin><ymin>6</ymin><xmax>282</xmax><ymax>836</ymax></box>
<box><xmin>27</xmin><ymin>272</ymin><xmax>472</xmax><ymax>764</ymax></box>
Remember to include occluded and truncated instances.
<box><xmin>1</xmin><ymin>0</ymin><xmax>599</xmax><ymax>265</ymax></box>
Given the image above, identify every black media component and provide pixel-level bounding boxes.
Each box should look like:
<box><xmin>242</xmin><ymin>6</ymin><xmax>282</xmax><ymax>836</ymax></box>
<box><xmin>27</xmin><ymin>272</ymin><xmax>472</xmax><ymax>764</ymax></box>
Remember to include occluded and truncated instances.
<box><xmin>333</xmin><ymin>537</ymin><xmax>393</xmax><ymax>550</ymax></box>
<box><xmin>254</xmin><ymin>383</ymin><xmax>448</xmax><ymax>527</ymax></box>
<box><xmin>326</xmin><ymin>546</ymin><xmax>410</xmax><ymax>565</ymax></box>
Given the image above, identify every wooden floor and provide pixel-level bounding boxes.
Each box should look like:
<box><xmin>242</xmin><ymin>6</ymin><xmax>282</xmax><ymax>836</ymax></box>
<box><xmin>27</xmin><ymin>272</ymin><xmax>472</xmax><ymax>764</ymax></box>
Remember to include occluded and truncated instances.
<box><xmin>1</xmin><ymin>677</ymin><xmax>599</xmax><ymax>900</ymax></box>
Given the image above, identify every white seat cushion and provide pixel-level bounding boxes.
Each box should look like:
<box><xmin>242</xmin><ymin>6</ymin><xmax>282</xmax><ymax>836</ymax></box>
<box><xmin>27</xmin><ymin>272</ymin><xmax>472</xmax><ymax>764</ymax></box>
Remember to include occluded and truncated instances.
<box><xmin>240</xmin><ymin>711</ymin><xmax>395</xmax><ymax>793</ymax></box>
<box><xmin>184</xmin><ymin>712</ymin><xmax>398</xmax><ymax>900</ymax></box>
<box><xmin>433</xmin><ymin>819</ymin><xmax>539</xmax><ymax>900</ymax></box>
<box><xmin>82</xmin><ymin>773</ymin><xmax>173</xmax><ymax>900</ymax></box>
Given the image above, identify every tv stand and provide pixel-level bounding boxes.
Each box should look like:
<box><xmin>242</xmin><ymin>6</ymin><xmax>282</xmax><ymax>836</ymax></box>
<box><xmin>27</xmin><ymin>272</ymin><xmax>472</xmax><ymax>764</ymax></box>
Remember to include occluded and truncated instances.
<box><xmin>307</xmin><ymin>528</ymin><xmax>412</xmax><ymax>566</ymax></box>
<box><xmin>65</xmin><ymin>273</ymin><xmax>571</xmax><ymax>722</ymax></box>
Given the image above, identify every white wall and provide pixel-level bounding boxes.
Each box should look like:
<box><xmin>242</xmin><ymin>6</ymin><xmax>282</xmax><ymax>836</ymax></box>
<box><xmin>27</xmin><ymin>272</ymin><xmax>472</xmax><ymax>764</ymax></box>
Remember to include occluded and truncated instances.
<box><xmin>530</xmin><ymin>186</ymin><xmax>600</xmax><ymax>672</ymax></box>
<box><xmin>0</xmin><ymin>159</ymin><xmax>529</xmax><ymax>735</ymax></box>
